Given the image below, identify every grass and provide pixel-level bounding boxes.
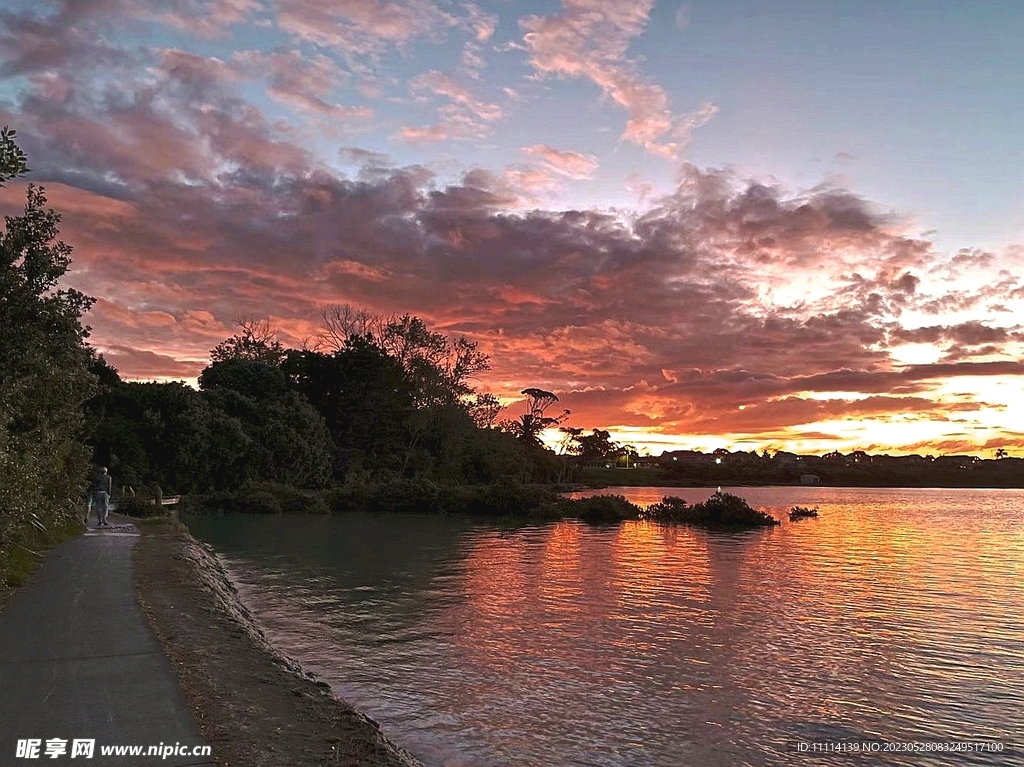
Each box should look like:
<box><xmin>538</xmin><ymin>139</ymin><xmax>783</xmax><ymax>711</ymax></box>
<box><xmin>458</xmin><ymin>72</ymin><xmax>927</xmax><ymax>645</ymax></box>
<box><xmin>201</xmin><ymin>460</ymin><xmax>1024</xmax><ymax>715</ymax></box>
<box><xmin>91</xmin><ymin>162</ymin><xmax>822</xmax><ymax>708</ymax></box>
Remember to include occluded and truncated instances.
<box><xmin>134</xmin><ymin>514</ymin><xmax>187</xmax><ymax>531</ymax></box>
<box><xmin>578</xmin><ymin>466</ymin><xmax>669</xmax><ymax>487</ymax></box>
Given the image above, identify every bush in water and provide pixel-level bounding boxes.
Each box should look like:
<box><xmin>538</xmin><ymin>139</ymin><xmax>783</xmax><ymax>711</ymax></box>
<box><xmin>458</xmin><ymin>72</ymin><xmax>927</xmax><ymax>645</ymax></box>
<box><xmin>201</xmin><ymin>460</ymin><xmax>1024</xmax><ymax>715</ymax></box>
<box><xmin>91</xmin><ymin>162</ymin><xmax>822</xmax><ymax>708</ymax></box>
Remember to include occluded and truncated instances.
<box><xmin>646</xmin><ymin>491</ymin><xmax>778</xmax><ymax>528</ymax></box>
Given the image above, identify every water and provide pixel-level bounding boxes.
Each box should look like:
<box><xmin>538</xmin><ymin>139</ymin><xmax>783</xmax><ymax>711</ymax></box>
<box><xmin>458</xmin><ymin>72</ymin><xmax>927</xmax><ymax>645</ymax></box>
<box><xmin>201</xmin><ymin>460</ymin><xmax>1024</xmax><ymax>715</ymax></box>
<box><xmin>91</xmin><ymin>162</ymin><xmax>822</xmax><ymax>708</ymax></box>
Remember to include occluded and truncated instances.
<box><xmin>184</xmin><ymin>487</ymin><xmax>1024</xmax><ymax>766</ymax></box>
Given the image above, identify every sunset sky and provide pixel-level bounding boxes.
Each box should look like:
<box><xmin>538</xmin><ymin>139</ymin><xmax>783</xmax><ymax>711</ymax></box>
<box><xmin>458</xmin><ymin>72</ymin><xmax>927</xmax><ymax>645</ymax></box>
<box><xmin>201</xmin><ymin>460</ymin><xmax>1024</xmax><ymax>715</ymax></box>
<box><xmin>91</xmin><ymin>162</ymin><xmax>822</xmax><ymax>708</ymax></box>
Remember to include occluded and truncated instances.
<box><xmin>2</xmin><ymin>0</ymin><xmax>1023</xmax><ymax>456</ymax></box>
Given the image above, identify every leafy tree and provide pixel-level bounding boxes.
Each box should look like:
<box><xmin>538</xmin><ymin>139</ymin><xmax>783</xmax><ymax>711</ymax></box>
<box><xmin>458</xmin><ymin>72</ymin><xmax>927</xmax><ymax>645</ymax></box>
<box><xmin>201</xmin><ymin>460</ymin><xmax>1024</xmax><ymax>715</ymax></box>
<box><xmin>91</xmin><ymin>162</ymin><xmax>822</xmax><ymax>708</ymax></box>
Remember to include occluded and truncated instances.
<box><xmin>1</xmin><ymin>126</ymin><xmax>96</xmax><ymax>577</ymax></box>
<box><xmin>500</xmin><ymin>388</ymin><xmax>569</xmax><ymax>448</ymax></box>
<box><xmin>198</xmin><ymin>358</ymin><xmax>332</xmax><ymax>489</ymax></box>
<box><xmin>569</xmin><ymin>428</ymin><xmax>620</xmax><ymax>465</ymax></box>
<box><xmin>209</xmin><ymin>317</ymin><xmax>286</xmax><ymax>365</ymax></box>
<box><xmin>0</xmin><ymin>126</ymin><xmax>28</xmax><ymax>185</ymax></box>
<box><xmin>198</xmin><ymin>356</ymin><xmax>289</xmax><ymax>400</ymax></box>
<box><xmin>86</xmin><ymin>380</ymin><xmax>214</xmax><ymax>492</ymax></box>
<box><xmin>315</xmin><ymin>307</ymin><xmax>508</xmax><ymax>479</ymax></box>
<box><xmin>320</xmin><ymin>305</ymin><xmax>489</xmax><ymax>410</ymax></box>
<box><xmin>467</xmin><ymin>392</ymin><xmax>502</xmax><ymax>429</ymax></box>
<box><xmin>281</xmin><ymin>338</ymin><xmax>415</xmax><ymax>477</ymax></box>
<box><xmin>617</xmin><ymin>444</ymin><xmax>639</xmax><ymax>468</ymax></box>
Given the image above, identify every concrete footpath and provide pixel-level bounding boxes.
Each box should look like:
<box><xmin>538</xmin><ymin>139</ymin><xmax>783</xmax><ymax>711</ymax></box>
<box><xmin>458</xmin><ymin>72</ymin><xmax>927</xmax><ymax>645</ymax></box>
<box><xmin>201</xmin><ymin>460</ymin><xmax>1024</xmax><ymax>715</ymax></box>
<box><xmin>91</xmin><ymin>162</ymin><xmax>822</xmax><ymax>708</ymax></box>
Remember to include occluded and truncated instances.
<box><xmin>0</xmin><ymin>519</ymin><xmax>215</xmax><ymax>766</ymax></box>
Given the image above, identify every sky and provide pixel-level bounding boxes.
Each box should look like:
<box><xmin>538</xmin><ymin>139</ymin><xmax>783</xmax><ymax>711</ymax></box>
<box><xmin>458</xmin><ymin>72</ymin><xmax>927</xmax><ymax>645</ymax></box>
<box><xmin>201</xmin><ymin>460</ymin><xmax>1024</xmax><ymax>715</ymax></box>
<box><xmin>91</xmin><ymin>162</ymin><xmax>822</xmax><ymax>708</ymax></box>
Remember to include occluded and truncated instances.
<box><xmin>1</xmin><ymin>0</ymin><xmax>1023</xmax><ymax>456</ymax></box>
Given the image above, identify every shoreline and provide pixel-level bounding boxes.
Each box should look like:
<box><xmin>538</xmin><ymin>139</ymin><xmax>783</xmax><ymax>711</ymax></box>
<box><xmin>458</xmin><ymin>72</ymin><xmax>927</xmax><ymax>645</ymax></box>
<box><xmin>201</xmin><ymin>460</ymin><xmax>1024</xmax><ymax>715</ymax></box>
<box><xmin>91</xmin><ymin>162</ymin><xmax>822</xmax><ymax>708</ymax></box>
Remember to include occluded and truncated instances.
<box><xmin>132</xmin><ymin>520</ymin><xmax>424</xmax><ymax>767</ymax></box>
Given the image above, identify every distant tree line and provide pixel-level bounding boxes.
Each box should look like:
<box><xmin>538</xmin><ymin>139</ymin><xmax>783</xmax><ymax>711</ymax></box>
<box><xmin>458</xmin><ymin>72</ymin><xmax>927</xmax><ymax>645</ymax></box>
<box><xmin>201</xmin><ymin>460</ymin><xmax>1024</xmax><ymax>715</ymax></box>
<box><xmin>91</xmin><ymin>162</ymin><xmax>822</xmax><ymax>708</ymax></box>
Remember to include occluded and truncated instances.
<box><xmin>656</xmin><ymin>449</ymin><xmax>1024</xmax><ymax>488</ymax></box>
<box><xmin>85</xmin><ymin>314</ymin><xmax>572</xmax><ymax>494</ymax></box>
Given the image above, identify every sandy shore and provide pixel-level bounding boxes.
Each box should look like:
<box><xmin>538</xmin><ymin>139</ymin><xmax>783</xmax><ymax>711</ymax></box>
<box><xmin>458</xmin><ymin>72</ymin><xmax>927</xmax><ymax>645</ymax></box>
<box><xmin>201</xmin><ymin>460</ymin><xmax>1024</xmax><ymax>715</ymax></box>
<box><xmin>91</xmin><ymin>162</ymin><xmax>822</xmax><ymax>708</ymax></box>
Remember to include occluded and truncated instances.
<box><xmin>133</xmin><ymin>521</ymin><xmax>424</xmax><ymax>767</ymax></box>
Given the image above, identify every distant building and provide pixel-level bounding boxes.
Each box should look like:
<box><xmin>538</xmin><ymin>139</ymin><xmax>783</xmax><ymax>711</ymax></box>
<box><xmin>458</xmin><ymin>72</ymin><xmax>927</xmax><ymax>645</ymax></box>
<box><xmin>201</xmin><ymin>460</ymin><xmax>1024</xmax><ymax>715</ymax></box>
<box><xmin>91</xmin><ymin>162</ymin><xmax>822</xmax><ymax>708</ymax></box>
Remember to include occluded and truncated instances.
<box><xmin>800</xmin><ymin>474</ymin><xmax>821</xmax><ymax>485</ymax></box>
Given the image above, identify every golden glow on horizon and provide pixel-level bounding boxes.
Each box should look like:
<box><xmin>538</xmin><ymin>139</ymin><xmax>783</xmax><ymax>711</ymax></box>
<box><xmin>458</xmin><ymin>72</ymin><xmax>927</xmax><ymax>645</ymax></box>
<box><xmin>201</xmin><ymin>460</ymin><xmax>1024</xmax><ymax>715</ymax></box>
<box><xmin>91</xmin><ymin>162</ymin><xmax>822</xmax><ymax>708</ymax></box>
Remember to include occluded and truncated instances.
<box><xmin>540</xmin><ymin>371</ymin><xmax>1024</xmax><ymax>457</ymax></box>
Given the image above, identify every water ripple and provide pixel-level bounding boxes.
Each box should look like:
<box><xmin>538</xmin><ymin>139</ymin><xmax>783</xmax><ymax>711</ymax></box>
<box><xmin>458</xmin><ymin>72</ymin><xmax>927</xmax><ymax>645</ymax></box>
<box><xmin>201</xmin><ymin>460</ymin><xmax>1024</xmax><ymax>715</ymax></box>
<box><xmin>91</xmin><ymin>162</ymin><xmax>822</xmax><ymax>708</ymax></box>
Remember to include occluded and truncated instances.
<box><xmin>188</xmin><ymin>487</ymin><xmax>1024</xmax><ymax>767</ymax></box>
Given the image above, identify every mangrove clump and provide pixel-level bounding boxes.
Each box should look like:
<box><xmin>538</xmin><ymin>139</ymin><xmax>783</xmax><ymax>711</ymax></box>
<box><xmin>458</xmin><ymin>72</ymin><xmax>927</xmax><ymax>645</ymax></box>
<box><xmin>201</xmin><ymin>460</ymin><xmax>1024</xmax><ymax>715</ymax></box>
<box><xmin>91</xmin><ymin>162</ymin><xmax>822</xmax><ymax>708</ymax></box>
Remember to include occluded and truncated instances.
<box><xmin>645</xmin><ymin>491</ymin><xmax>779</xmax><ymax>529</ymax></box>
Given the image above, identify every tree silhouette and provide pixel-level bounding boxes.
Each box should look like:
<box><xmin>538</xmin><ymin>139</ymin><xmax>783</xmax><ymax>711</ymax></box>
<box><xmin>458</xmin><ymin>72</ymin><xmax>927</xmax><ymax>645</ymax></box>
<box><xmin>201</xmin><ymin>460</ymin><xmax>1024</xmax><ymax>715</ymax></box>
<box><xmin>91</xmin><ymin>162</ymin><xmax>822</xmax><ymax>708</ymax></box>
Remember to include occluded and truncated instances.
<box><xmin>501</xmin><ymin>388</ymin><xmax>569</xmax><ymax>447</ymax></box>
<box><xmin>210</xmin><ymin>317</ymin><xmax>285</xmax><ymax>365</ymax></box>
<box><xmin>2</xmin><ymin>126</ymin><xmax>96</xmax><ymax>560</ymax></box>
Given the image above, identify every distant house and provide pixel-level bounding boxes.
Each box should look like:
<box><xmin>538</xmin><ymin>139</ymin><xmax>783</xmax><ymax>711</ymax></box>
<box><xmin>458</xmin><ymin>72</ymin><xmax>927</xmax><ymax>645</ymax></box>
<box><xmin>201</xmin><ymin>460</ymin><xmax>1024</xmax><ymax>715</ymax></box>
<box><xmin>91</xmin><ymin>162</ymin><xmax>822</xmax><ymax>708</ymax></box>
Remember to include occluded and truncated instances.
<box><xmin>662</xmin><ymin>450</ymin><xmax>710</xmax><ymax>466</ymax></box>
<box><xmin>800</xmin><ymin>474</ymin><xmax>821</xmax><ymax>485</ymax></box>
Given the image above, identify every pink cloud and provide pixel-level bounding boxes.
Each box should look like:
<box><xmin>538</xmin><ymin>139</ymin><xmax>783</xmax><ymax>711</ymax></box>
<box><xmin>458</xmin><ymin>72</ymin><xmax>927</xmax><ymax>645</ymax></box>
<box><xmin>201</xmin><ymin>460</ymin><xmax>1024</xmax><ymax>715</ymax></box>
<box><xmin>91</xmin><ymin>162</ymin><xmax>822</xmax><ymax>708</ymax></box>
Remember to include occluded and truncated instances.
<box><xmin>396</xmin><ymin>70</ymin><xmax>503</xmax><ymax>144</ymax></box>
<box><xmin>461</xmin><ymin>2</ymin><xmax>498</xmax><ymax>75</ymax></box>
<box><xmin>233</xmin><ymin>49</ymin><xmax>373</xmax><ymax>121</ymax></box>
<box><xmin>146</xmin><ymin>0</ymin><xmax>262</xmax><ymax>38</ymax></box>
<box><xmin>519</xmin><ymin>0</ymin><xmax>715</xmax><ymax>158</ymax></box>
<box><xmin>409</xmin><ymin>70</ymin><xmax>502</xmax><ymax>122</ymax></box>
<box><xmin>97</xmin><ymin>345</ymin><xmax>204</xmax><ymax>380</ymax></box>
<box><xmin>273</xmin><ymin>0</ymin><xmax>457</xmax><ymax>57</ymax></box>
<box><xmin>2</xmin><ymin>0</ymin><xmax>1022</xmax><ymax>452</ymax></box>
<box><xmin>395</xmin><ymin>123</ymin><xmax>474</xmax><ymax>144</ymax></box>
<box><xmin>521</xmin><ymin>144</ymin><xmax>599</xmax><ymax>180</ymax></box>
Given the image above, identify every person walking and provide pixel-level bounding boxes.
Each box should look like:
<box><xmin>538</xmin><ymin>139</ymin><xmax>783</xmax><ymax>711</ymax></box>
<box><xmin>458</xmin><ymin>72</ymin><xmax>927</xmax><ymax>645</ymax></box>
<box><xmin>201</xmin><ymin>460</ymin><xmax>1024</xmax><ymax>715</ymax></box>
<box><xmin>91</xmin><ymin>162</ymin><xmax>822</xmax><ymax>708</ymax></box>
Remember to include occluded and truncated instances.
<box><xmin>91</xmin><ymin>467</ymin><xmax>113</xmax><ymax>527</ymax></box>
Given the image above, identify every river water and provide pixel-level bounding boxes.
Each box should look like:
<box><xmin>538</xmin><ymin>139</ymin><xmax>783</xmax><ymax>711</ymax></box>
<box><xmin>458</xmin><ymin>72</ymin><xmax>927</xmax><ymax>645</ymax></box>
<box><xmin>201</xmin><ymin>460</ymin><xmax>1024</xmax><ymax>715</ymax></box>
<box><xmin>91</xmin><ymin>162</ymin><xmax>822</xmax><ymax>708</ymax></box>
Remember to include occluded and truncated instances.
<box><xmin>184</xmin><ymin>487</ymin><xmax>1024</xmax><ymax>766</ymax></box>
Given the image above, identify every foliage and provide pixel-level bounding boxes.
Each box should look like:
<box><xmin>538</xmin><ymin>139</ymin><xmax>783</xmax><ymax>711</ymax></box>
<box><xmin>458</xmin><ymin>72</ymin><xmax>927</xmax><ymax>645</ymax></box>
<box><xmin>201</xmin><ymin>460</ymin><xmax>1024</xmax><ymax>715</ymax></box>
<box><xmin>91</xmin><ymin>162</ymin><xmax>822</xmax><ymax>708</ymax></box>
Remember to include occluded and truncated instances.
<box><xmin>198</xmin><ymin>356</ymin><xmax>289</xmax><ymax>398</ymax></box>
<box><xmin>645</xmin><ymin>492</ymin><xmax>779</xmax><ymax>529</ymax></box>
<box><xmin>320</xmin><ymin>305</ymin><xmax>489</xmax><ymax>409</ymax></box>
<box><xmin>500</xmin><ymin>388</ymin><xmax>569</xmax><ymax>448</ymax></box>
<box><xmin>441</xmin><ymin>478</ymin><xmax>560</xmax><ymax>518</ymax></box>
<box><xmin>282</xmin><ymin>340</ymin><xmax>415</xmax><ymax>477</ymax></box>
<box><xmin>558</xmin><ymin>494</ymin><xmax>641</xmax><ymax>523</ymax></box>
<box><xmin>578</xmin><ymin>466</ymin><xmax>667</xmax><ymax>487</ymax></box>
<box><xmin>88</xmin><ymin>305</ymin><xmax>563</xmax><ymax>500</ymax></box>
<box><xmin>324</xmin><ymin>476</ymin><xmax>560</xmax><ymax>518</ymax></box>
<box><xmin>565</xmin><ymin>428</ymin><xmax>620</xmax><ymax>465</ymax></box>
<box><xmin>0</xmin><ymin>126</ymin><xmax>28</xmax><ymax>185</ymax></box>
<box><xmin>1</xmin><ymin>128</ymin><xmax>96</xmax><ymax>590</ymax></box>
<box><xmin>467</xmin><ymin>392</ymin><xmax>502</xmax><ymax>428</ymax></box>
<box><xmin>114</xmin><ymin>495</ymin><xmax>166</xmax><ymax>519</ymax></box>
<box><xmin>180</xmin><ymin>488</ymin><xmax>283</xmax><ymax>515</ymax></box>
<box><xmin>642</xmin><ymin>496</ymin><xmax>691</xmax><ymax>522</ymax></box>
<box><xmin>202</xmin><ymin>387</ymin><xmax>332</xmax><ymax>489</ymax></box>
<box><xmin>209</xmin><ymin>318</ymin><xmax>286</xmax><ymax>365</ymax></box>
<box><xmin>88</xmin><ymin>366</ymin><xmax>332</xmax><ymax>493</ymax></box>
<box><xmin>178</xmin><ymin>480</ymin><xmax>331</xmax><ymax>516</ymax></box>
<box><xmin>241</xmin><ymin>481</ymin><xmax>329</xmax><ymax>514</ymax></box>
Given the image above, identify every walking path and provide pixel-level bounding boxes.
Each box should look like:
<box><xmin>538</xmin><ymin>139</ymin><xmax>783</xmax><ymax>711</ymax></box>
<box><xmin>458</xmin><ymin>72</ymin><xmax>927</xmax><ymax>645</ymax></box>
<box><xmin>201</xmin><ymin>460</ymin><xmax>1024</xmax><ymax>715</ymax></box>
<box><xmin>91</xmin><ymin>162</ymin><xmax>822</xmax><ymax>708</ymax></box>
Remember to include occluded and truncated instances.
<box><xmin>0</xmin><ymin>518</ymin><xmax>214</xmax><ymax>766</ymax></box>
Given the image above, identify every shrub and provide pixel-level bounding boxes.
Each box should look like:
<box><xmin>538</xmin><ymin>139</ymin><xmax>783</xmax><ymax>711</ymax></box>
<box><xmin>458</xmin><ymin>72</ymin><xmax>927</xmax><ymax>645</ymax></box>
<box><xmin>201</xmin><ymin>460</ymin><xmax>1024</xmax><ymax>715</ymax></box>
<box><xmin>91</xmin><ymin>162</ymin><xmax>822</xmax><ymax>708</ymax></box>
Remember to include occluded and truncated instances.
<box><xmin>246</xmin><ymin>481</ymin><xmax>329</xmax><ymax>514</ymax></box>
<box><xmin>325</xmin><ymin>476</ymin><xmax>441</xmax><ymax>513</ymax></box>
<box><xmin>643</xmin><ymin>495</ymin><xmax>691</xmax><ymax>522</ymax></box>
<box><xmin>646</xmin><ymin>491</ymin><xmax>778</xmax><ymax>529</ymax></box>
<box><xmin>559</xmin><ymin>494</ymin><xmax>641</xmax><ymax>523</ymax></box>
<box><xmin>369</xmin><ymin>477</ymin><xmax>443</xmax><ymax>513</ymax></box>
<box><xmin>441</xmin><ymin>479</ymin><xmax>559</xmax><ymax>518</ymax></box>
<box><xmin>179</xmin><ymin>489</ymin><xmax>282</xmax><ymax>515</ymax></box>
<box><xmin>113</xmin><ymin>494</ymin><xmax>164</xmax><ymax>518</ymax></box>
<box><xmin>326</xmin><ymin>476</ymin><xmax>561</xmax><ymax>518</ymax></box>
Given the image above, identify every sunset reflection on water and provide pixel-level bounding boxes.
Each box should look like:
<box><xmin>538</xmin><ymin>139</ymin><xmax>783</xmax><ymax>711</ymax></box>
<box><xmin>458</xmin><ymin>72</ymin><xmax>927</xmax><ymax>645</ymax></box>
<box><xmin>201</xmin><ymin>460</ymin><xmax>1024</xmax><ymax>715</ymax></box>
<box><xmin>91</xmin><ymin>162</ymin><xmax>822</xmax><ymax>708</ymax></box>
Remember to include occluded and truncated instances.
<box><xmin>188</xmin><ymin>487</ymin><xmax>1024</xmax><ymax>767</ymax></box>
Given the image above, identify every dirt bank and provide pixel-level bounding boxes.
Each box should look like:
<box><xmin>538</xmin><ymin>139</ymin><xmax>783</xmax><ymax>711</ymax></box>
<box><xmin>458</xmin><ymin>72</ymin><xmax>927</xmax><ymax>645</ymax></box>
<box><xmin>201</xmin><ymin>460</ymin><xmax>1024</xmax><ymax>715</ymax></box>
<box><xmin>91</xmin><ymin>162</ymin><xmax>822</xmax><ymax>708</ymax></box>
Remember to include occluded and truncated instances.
<box><xmin>133</xmin><ymin>521</ymin><xmax>424</xmax><ymax>767</ymax></box>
